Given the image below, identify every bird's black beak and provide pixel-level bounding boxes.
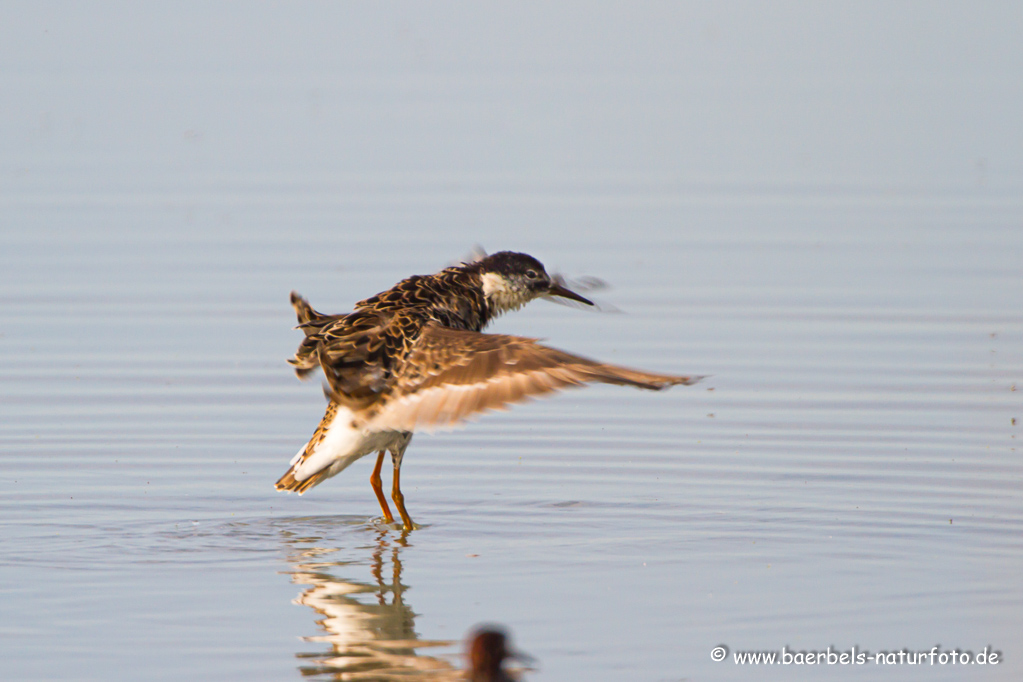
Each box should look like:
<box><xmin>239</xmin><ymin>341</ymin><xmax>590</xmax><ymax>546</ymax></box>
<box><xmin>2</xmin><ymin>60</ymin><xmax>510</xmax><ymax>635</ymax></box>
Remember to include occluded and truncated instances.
<box><xmin>506</xmin><ymin>647</ymin><xmax>537</xmax><ymax>666</ymax></box>
<box><xmin>547</xmin><ymin>281</ymin><xmax>594</xmax><ymax>306</ymax></box>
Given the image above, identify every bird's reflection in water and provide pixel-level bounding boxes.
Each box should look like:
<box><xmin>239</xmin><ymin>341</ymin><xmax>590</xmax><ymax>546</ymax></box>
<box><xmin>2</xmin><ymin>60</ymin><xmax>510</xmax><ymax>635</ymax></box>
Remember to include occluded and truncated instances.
<box><xmin>280</xmin><ymin>524</ymin><xmax>461</xmax><ymax>680</ymax></box>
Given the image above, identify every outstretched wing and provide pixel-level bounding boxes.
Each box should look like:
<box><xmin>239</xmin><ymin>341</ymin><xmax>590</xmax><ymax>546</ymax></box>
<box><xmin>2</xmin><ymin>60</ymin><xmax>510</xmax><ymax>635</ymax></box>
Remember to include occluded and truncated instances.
<box><xmin>366</xmin><ymin>324</ymin><xmax>703</xmax><ymax>432</ymax></box>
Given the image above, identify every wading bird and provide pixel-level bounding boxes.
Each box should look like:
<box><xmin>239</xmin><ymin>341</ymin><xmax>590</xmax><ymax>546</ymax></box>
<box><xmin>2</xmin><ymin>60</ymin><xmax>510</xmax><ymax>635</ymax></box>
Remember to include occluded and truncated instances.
<box><xmin>275</xmin><ymin>251</ymin><xmax>702</xmax><ymax>529</ymax></box>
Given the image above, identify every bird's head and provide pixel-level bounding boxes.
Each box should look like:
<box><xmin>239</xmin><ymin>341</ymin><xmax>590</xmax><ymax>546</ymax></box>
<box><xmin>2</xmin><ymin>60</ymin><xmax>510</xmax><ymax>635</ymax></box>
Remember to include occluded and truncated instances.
<box><xmin>474</xmin><ymin>251</ymin><xmax>594</xmax><ymax>315</ymax></box>
<box><xmin>467</xmin><ymin>625</ymin><xmax>533</xmax><ymax>682</ymax></box>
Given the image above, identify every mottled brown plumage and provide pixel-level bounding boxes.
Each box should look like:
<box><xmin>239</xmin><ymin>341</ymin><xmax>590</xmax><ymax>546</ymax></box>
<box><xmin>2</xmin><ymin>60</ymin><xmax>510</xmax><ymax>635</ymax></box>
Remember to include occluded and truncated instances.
<box><xmin>275</xmin><ymin>251</ymin><xmax>703</xmax><ymax>530</ymax></box>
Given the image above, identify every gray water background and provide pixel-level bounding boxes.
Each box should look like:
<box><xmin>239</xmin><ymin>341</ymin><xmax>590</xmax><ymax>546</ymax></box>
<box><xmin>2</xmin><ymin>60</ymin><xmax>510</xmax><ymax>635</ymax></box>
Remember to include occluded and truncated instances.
<box><xmin>2</xmin><ymin>3</ymin><xmax>1021</xmax><ymax>681</ymax></box>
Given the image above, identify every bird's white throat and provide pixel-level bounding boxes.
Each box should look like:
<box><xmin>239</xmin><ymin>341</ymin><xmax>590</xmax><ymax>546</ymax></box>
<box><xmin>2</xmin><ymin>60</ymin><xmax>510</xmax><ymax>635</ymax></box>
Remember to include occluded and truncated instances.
<box><xmin>480</xmin><ymin>272</ymin><xmax>529</xmax><ymax>315</ymax></box>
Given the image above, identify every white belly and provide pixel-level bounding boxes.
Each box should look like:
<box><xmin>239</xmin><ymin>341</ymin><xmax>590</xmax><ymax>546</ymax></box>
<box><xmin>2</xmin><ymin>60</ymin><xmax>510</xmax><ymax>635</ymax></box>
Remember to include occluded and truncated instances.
<box><xmin>293</xmin><ymin>405</ymin><xmax>407</xmax><ymax>483</ymax></box>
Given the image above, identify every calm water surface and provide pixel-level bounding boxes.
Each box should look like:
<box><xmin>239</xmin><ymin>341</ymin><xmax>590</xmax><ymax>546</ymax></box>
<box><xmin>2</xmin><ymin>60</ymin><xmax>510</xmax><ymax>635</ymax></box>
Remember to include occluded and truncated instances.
<box><xmin>3</xmin><ymin>4</ymin><xmax>1023</xmax><ymax>681</ymax></box>
<box><xmin>4</xmin><ymin>189</ymin><xmax>1020</xmax><ymax>681</ymax></box>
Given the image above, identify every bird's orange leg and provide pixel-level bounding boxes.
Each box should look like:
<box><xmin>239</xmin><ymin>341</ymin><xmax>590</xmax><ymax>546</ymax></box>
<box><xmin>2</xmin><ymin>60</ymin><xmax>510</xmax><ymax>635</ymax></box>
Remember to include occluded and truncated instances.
<box><xmin>370</xmin><ymin>450</ymin><xmax>394</xmax><ymax>524</ymax></box>
<box><xmin>391</xmin><ymin>461</ymin><xmax>414</xmax><ymax>531</ymax></box>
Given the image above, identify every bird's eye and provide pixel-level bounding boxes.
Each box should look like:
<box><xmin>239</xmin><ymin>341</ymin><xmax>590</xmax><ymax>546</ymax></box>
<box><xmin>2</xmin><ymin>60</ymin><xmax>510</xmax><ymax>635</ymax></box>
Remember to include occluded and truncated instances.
<box><xmin>525</xmin><ymin>270</ymin><xmax>539</xmax><ymax>279</ymax></box>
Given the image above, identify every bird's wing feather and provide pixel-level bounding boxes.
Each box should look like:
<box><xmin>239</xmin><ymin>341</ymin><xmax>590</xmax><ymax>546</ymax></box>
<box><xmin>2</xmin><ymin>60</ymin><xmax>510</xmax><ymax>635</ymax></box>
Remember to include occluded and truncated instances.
<box><xmin>292</xmin><ymin>309</ymin><xmax>424</xmax><ymax>404</ymax></box>
<box><xmin>367</xmin><ymin>324</ymin><xmax>702</xmax><ymax>432</ymax></box>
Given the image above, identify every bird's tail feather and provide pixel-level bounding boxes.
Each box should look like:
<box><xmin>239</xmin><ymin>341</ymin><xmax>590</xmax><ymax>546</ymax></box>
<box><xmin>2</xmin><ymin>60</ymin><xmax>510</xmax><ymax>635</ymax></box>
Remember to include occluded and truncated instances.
<box><xmin>275</xmin><ymin>465</ymin><xmax>326</xmax><ymax>494</ymax></box>
<box><xmin>275</xmin><ymin>450</ymin><xmax>367</xmax><ymax>494</ymax></box>
<box><xmin>274</xmin><ymin>402</ymin><xmax>369</xmax><ymax>494</ymax></box>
